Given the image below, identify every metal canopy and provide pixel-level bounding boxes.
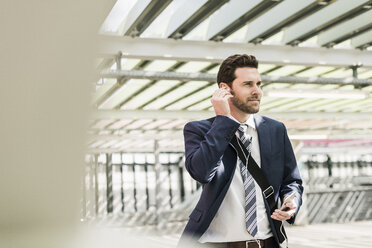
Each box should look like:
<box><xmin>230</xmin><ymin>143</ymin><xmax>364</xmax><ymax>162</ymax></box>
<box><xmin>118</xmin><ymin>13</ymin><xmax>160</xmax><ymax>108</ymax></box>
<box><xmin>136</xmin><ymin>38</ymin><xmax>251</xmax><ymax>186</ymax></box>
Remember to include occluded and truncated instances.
<box><xmin>318</xmin><ymin>9</ymin><xmax>372</xmax><ymax>47</ymax></box>
<box><xmin>168</xmin><ymin>0</ymin><xmax>229</xmax><ymax>39</ymax></box>
<box><xmin>91</xmin><ymin>0</ymin><xmax>372</xmax><ymax>152</ymax></box>
<box><xmin>206</xmin><ymin>0</ymin><xmax>275</xmax><ymax>41</ymax></box>
<box><xmin>244</xmin><ymin>0</ymin><xmax>320</xmax><ymax>43</ymax></box>
<box><xmin>122</xmin><ymin>0</ymin><xmax>172</xmax><ymax>36</ymax></box>
<box><xmin>282</xmin><ymin>0</ymin><xmax>371</xmax><ymax>44</ymax></box>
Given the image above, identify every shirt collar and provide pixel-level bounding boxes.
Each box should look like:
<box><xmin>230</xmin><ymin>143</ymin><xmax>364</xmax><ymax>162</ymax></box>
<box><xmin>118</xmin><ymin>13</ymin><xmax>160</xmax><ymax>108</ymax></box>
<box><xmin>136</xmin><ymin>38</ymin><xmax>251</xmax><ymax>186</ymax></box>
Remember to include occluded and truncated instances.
<box><xmin>230</xmin><ymin>114</ymin><xmax>256</xmax><ymax>130</ymax></box>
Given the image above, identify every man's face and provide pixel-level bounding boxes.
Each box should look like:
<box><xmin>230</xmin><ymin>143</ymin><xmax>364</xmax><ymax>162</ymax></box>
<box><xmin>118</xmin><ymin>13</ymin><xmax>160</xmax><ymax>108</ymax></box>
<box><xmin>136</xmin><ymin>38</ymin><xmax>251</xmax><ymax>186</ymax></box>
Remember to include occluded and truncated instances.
<box><xmin>229</xmin><ymin>67</ymin><xmax>262</xmax><ymax>114</ymax></box>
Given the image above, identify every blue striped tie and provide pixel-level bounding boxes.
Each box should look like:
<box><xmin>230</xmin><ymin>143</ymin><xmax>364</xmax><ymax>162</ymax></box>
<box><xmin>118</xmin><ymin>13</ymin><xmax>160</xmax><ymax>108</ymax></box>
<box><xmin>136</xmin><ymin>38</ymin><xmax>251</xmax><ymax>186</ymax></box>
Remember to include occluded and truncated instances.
<box><xmin>237</xmin><ymin>124</ymin><xmax>258</xmax><ymax>237</ymax></box>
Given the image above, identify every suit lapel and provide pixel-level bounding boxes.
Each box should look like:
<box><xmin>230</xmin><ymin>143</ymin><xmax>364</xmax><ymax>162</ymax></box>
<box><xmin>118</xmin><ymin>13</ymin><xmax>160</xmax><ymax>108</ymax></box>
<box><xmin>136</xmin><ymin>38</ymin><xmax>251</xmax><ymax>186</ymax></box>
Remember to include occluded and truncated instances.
<box><xmin>254</xmin><ymin>115</ymin><xmax>271</xmax><ymax>174</ymax></box>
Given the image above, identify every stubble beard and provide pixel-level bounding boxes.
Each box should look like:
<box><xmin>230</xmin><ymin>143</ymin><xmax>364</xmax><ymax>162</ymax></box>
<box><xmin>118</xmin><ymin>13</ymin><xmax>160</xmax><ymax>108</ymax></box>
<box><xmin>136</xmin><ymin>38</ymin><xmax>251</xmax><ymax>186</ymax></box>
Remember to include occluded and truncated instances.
<box><xmin>230</xmin><ymin>90</ymin><xmax>260</xmax><ymax>114</ymax></box>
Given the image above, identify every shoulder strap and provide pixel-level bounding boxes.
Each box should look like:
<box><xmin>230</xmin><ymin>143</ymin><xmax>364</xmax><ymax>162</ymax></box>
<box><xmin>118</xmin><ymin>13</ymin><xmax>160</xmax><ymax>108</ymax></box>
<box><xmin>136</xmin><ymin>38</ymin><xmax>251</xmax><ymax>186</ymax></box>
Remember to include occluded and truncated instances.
<box><xmin>230</xmin><ymin>137</ymin><xmax>276</xmax><ymax>210</ymax></box>
<box><xmin>230</xmin><ymin>136</ymin><xmax>287</xmax><ymax>243</ymax></box>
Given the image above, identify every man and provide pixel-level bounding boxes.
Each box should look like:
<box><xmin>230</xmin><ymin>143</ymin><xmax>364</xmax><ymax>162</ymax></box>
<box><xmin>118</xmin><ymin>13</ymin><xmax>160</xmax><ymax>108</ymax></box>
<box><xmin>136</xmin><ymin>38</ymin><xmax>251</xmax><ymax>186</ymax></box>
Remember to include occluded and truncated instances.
<box><xmin>178</xmin><ymin>54</ymin><xmax>303</xmax><ymax>248</ymax></box>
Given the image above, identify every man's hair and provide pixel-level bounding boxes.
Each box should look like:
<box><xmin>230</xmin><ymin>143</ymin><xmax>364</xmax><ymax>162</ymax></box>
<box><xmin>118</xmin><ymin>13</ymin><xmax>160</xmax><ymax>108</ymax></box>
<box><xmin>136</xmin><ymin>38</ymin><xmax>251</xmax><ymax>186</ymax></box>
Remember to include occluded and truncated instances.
<box><xmin>217</xmin><ymin>54</ymin><xmax>258</xmax><ymax>87</ymax></box>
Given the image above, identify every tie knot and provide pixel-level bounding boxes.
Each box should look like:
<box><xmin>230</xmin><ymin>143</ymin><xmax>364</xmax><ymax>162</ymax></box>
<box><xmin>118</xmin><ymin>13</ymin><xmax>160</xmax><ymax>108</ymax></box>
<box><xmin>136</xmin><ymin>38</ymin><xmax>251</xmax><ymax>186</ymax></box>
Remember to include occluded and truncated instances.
<box><xmin>238</xmin><ymin>124</ymin><xmax>248</xmax><ymax>135</ymax></box>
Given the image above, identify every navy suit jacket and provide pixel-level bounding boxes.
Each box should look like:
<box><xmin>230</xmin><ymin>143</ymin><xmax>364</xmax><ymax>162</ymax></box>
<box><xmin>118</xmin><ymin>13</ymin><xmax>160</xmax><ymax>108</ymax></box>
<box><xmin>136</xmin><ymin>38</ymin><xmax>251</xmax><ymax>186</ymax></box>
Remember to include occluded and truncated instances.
<box><xmin>179</xmin><ymin>115</ymin><xmax>303</xmax><ymax>245</ymax></box>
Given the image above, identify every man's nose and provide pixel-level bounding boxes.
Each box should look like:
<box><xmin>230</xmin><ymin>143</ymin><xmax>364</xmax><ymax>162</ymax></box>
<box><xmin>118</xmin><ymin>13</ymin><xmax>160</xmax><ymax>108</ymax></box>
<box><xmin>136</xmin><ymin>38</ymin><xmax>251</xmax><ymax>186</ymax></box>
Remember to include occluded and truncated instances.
<box><xmin>251</xmin><ymin>84</ymin><xmax>262</xmax><ymax>95</ymax></box>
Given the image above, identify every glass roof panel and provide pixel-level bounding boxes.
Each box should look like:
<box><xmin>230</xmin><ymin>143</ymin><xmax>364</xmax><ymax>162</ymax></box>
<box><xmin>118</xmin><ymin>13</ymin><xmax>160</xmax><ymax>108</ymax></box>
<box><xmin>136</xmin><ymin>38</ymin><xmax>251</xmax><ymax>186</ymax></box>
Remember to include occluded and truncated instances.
<box><xmin>337</xmin><ymin>85</ymin><xmax>357</xmax><ymax>90</ymax></box>
<box><xmin>99</xmin><ymin>79</ymin><xmax>150</xmax><ymax>109</ymax></box>
<box><xmin>262</xmin><ymin>83</ymin><xmax>291</xmax><ymax>89</ymax></box>
<box><xmin>361</xmin><ymin>85</ymin><xmax>372</xmax><ymax>91</ymax></box>
<box><xmin>140</xmin><ymin>0</ymin><xmax>184</xmax><ymax>38</ymax></box>
<box><xmin>359</xmin><ymin>69</ymin><xmax>372</xmax><ymax>79</ymax></box>
<box><xmin>314</xmin><ymin>99</ymin><xmax>358</xmax><ymax>111</ymax></box>
<box><xmin>208</xmin><ymin>65</ymin><xmax>221</xmax><ymax>74</ymax></box>
<box><xmin>100</xmin><ymin>0</ymin><xmax>138</xmax><ymax>34</ymax></box>
<box><xmin>289</xmin><ymin>84</ymin><xmax>321</xmax><ymax>89</ymax></box>
<box><xmin>144</xmin><ymin>81</ymin><xmax>209</xmax><ymax>110</ymax></box>
<box><xmin>98</xmin><ymin>79</ymin><xmax>150</xmax><ymax>109</ymax></box>
<box><xmin>100</xmin><ymin>140</ymin><xmax>121</xmax><ymax>149</ymax></box>
<box><xmin>298</xmin><ymin>36</ymin><xmax>318</xmax><ymax>48</ymax></box>
<box><xmin>258</xmin><ymin>64</ymin><xmax>277</xmax><ymax>74</ymax></box>
<box><xmin>142</xmin><ymin>119</ymin><xmax>172</xmax><ymax>129</ymax></box>
<box><xmin>223</xmin><ymin>24</ymin><xmax>248</xmax><ymax>43</ymax></box>
<box><xmin>261</xmin><ymin>31</ymin><xmax>283</xmax><ymax>45</ymax></box>
<box><xmin>345</xmin><ymin>98</ymin><xmax>372</xmax><ymax>112</ymax></box>
<box><xmin>260</xmin><ymin>98</ymin><xmax>299</xmax><ymax>111</ymax></box>
<box><xmin>166</xmin><ymin>84</ymin><xmax>217</xmax><ymax>110</ymax></box>
<box><xmin>333</xmin><ymin>39</ymin><xmax>352</xmax><ymax>49</ymax></box>
<box><xmin>322</xmin><ymin>68</ymin><xmax>353</xmax><ymax>78</ymax></box>
<box><xmin>319</xmin><ymin>84</ymin><xmax>342</xmax><ymax>90</ymax></box>
<box><xmin>187</xmin><ymin>98</ymin><xmax>212</xmax><ymax>110</ymax></box>
<box><xmin>91</xmin><ymin>119</ymin><xmax>116</xmax><ymax>129</ymax></box>
<box><xmin>294</xmin><ymin>66</ymin><xmax>335</xmax><ymax>77</ymax></box>
<box><xmin>293</xmin><ymin>98</ymin><xmax>340</xmax><ymax>111</ymax></box>
<box><xmin>273</xmin><ymin>98</ymin><xmax>317</xmax><ymax>111</ymax></box>
<box><xmin>183</xmin><ymin>17</ymin><xmax>211</xmax><ymax>41</ymax></box>
<box><xmin>144</xmin><ymin>60</ymin><xmax>178</xmax><ymax>71</ymax></box>
<box><xmin>89</xmin><ymin>140</ymin><xmax>107</xmax><ymax>149</ymax></box>
<box><xmin>161</xmin><ymin>119</ymin><xmax>189</xmax><ymax>129</ymax></box>
<box><xmin>176</xmin><ymin>61</ymin><xmax>212</xmax><ymax>73</ymax></box>
<box><xmin>125</xmin><ymin>119</ymin><xmax>153</xmax><ymax>129</ymax></box>
<box><xmin>107</xmin><ymin>119</ymin><xmax>134</xmax><ymax>130</ymax></box>
<box><xmin>121</xmin><ymin>80</ymin><xmax>180</xmax><ymax>109</ymax></box>
<box><xmin>266</xmin><ymin>65</ymin><xmax>306</xmax><ymax>76</ymax></box>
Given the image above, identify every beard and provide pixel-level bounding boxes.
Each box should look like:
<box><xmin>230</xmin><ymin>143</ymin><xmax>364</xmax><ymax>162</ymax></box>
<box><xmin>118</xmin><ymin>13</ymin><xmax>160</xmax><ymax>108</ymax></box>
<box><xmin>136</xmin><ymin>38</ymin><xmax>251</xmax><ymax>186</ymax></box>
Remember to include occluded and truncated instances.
<box><xmin>230</xmin><ymin>90</ymin><xmax>260</xmax><ymax>114</ymax></box>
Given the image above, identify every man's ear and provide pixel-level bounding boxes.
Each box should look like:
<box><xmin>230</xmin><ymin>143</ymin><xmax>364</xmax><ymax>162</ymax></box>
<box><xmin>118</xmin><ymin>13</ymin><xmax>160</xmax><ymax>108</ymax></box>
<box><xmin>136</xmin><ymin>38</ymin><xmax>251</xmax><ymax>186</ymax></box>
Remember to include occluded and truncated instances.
<box><xmin>219</xmin><ymin>82</ymin><xmax>231</xmax><ymax>89</ymax></box>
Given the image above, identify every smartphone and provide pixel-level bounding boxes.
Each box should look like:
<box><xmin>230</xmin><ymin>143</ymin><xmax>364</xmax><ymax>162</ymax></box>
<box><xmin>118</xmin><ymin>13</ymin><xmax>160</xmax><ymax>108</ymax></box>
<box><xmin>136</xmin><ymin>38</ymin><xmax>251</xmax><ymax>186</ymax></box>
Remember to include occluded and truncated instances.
<box><xmin>280</xmin><ymin>192</ymin><xmax>296</xmax><ymax>211</ymax></box>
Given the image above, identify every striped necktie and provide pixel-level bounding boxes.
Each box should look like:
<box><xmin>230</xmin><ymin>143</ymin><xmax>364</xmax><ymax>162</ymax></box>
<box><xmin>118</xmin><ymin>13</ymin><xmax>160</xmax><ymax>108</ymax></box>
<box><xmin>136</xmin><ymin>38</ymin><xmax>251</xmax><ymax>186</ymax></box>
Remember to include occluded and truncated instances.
<box><xmin>237</xmin><ymin>124</ymin><xmax>258</xmax><ymax>237</ymax></box>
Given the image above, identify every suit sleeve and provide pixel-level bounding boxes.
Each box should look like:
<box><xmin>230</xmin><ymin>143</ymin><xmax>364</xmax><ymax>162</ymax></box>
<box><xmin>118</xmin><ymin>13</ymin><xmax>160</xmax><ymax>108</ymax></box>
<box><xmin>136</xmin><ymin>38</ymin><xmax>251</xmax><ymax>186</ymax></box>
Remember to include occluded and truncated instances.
<box><xmin>279</xmin><ymin>123</ymin><xmax>304</xmax><ymax>224</ymax></box>
<box><xmin>183</xmin><ymin>115</ymin><xmax>240</xmax><ymax>184</ymax></box>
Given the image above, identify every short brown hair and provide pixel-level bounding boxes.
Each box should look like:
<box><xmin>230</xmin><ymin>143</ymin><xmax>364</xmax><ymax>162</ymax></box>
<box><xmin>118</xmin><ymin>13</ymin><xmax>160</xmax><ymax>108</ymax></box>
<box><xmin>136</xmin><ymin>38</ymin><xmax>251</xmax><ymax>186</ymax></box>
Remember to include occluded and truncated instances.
<box><xmin>217</xmin><ymin>54</ymin><xmax>258</xmax><ymax>87</ymax></box>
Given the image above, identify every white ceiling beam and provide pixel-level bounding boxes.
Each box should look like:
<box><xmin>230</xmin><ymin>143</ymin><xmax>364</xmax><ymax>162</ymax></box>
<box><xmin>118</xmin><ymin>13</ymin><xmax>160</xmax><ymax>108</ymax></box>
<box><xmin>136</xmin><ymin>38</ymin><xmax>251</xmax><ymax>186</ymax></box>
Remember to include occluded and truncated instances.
<box><xmin>164</xmin><ymin>0</ymin><xmax>207</xmax><ymax>38</ymax></box>
<box><xmin>93</xmin><ymin>110</ymin><xmax>372</xmax><ymax>121</ymax></box>
<box><xmin>244</xmin><ymin>0</ymin><xmax>317</xmax><ymax>42</ymax></box>
<box><xmin>282</xmin><ymin>0</ymin><xmax>370</xmax><ymax>44</ymax></box>
<box><xmin>318</xmin><ymin>9</ymin><xmax>372</xmax><ymax>46</ymax></box>
<box><xmin>205</xmin><ymin>0</ymin><xmax>262</xmax><ymax>40</ymax></box>
<box><xmin>351</xmin><ymin>28</ymin><xmax>372</xmax><ymax>49</ymax></box>
<box><xmin>100</xmin><ymin>69</ymin><xmax>372</xmax><ymax>86</ymax></box>
<box><xmin>99</xmin><ymin>36</ymin><xmax>372</xmax><ymax>68</ymax></box>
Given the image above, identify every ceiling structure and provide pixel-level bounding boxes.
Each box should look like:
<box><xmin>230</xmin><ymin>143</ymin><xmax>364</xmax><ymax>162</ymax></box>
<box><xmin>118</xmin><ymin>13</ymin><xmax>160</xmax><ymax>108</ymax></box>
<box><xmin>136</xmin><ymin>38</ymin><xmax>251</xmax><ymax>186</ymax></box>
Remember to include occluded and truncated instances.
<box><xmin>89</xmin><ymin>0</ymin><xmax>372</xmax><ymax>153</ymax></box>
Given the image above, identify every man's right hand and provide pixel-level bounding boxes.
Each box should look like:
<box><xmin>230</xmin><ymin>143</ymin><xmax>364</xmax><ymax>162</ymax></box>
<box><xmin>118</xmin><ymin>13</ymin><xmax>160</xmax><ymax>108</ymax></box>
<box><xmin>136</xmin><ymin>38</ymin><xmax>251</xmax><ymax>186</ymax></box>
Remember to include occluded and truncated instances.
<box><xmin>211</xmin><ymin>86</ymin><xmax>233</xmax><ymax>118</ymax></box>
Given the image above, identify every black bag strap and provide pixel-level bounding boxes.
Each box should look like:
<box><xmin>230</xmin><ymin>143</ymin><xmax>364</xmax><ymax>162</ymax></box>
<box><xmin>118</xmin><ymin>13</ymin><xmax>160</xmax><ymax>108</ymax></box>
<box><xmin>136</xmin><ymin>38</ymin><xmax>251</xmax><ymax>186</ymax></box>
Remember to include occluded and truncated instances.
<box><xmin>229</xmin><ymin>137</ymin><xmax>276</xmax><ymax>210</ymax></box>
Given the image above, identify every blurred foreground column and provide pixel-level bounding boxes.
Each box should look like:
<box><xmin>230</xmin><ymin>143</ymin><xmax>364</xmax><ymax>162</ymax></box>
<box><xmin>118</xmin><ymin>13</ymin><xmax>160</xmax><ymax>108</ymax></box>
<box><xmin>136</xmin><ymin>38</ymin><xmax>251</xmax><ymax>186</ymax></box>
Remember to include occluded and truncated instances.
<box><xmin>0</xmin><ymin>1</ymin><xmax>111</xmax><ymax>247</ymax></box>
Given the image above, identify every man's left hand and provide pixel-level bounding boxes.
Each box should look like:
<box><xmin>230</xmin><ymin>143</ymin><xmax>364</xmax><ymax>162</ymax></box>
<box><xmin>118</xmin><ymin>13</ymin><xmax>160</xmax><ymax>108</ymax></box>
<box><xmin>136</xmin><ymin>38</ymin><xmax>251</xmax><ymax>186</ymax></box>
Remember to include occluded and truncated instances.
<box><xmin>271</xmin><ymin>195</ymin><xmax>297</xmax><ymax>221</ymax></box>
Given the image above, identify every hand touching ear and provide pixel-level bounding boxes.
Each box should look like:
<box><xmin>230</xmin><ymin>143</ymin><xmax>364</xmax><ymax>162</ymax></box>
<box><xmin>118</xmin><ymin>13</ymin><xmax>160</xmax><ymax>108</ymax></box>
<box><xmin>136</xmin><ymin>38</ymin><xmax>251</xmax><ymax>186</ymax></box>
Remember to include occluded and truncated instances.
<box><xmin>211</xmin><ymin>84</ymin><xmax>233</xmax><ymax>118</ymax></box>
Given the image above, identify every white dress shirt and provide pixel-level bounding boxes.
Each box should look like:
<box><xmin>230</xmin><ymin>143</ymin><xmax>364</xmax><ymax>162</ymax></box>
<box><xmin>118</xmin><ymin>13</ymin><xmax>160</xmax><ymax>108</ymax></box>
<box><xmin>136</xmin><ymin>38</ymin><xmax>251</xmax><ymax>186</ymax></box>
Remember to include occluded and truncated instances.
<box><xmin>199</xmin><ymin>114</ymin><xmax>272</xmax><ymax>243</ymax></box>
